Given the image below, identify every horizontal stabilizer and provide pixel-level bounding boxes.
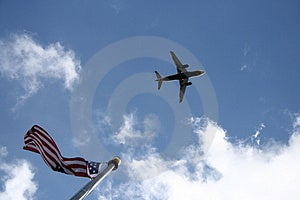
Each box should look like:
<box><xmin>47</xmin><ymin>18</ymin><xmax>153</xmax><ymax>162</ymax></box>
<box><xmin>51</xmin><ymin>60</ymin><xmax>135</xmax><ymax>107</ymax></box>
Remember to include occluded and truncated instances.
<box><xmin>155</xmin><ymin>71</ymin><xmax>163</xmax><ymax>90</ymax></box>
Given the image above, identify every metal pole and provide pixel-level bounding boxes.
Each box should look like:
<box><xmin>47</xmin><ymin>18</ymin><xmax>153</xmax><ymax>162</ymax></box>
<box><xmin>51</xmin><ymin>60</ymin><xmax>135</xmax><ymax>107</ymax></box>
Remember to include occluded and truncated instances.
<box><xmin>70</xmin><ymin>157</ymin><xmax>121</xmax><ymax>200</ymax></box>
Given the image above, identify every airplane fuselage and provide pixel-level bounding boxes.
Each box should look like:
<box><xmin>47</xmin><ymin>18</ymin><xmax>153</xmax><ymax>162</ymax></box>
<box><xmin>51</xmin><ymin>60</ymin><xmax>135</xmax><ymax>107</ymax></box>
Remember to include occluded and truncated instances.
<box><xmin>160</xmin><ymin>70</ymin><xmax>205</xmax><ymax>82</ymax></box>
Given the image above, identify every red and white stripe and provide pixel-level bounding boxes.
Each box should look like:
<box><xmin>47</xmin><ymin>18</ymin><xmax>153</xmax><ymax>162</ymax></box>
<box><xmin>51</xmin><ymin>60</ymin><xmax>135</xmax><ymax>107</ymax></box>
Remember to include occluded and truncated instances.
<box><xmin>24</xmin><ymin>125</ymin><xmax>90</xmax><ymax>178</ymax></box>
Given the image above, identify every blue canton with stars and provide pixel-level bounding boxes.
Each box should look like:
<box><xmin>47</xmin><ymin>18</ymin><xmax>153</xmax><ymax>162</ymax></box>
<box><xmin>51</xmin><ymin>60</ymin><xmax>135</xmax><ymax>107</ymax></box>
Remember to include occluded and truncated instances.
<box><xmin>88</xmin><ymin>161</ymin><xmax>101</xmax><ymax>177</ymax></box>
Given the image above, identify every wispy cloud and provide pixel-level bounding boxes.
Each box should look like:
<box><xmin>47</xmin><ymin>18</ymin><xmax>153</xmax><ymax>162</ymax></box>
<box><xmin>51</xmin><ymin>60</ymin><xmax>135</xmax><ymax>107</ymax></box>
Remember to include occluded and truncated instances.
<box><xmin>240</xmin><ymin>44</ymin><xmax>252</xmax><ymax>72</ymax></box>
<box><xmin>252</xmin><ymin>123</ymin><xmax>265</xmax><ymax>145</ymax></box>
<box><xmin>293</xmin><ymin>113</ymin><xmax>300</xmax><ymax>131</ymax></box>
<box><xmin>240</xmin><ymin>64</ymin><xmax>248</xmax><ymax>71</ymax></box>
<box><xmin>96</xmin><ymin>114</ymin><xmax>300</xmax><ymax>200</ymax></box>
<box><xmin>72</xmin><ymin>129</ymin><xmax>92</xmax><ymax>147</ymax></box>
<box><xmin>107</xmin><ymin>0</ymin><xmax>123</xmax><ymax>14</ymax></box>
<box><xmin>243</xmin><ymin>44</ymin><xmax>250</xmax><ymax>57</ymax></box>
<box><xmin>112</xmin><ymin>113</ymin><xmax>159</xmax><ymax>146</ymax></box>
<box><xmin>0</xmin><ymin>33</ymin><xmax>81</xmax><ymax>110</ymax></box>
<box><xmin>0</xmin><ymin>146</ymin><xmax>37</xmax><ymax>200</ymax></box>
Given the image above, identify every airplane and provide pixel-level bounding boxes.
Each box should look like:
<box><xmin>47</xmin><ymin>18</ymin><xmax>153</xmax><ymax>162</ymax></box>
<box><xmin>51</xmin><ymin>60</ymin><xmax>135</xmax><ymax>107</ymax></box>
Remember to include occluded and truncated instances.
<box><xmin>155</xmin><ymin>51</ymin><xmax>205</xmax><ymax>103</ymax></box>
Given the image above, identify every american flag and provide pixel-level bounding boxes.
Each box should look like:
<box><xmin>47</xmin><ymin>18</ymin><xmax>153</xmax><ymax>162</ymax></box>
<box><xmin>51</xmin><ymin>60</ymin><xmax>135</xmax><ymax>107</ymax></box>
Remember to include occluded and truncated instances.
<box><xmin>23</xmin><ymin>125</ymin><xmax>102</xmax><ymax>178</ymax></box>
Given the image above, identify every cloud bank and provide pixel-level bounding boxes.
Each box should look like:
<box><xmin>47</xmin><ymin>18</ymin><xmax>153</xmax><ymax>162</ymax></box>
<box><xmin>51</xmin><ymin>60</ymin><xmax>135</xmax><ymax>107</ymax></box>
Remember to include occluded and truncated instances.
<box><xmin>0</xmin><ymin>146</ymin><xmax>37</xmax><ymax>200</ymax></box>
<box><xmin>96</xmin><ymin>113</ymin><xmax>300</xmax><ymax>200</ymax></box>
<box><xmin>0</xmin><ymin>33</ymin><xmax>81</xmax><ymax>109</ymax></box>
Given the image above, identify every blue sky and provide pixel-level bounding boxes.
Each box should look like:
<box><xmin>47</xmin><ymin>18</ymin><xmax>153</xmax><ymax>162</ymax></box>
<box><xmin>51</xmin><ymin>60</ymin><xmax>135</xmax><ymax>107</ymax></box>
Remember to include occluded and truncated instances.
<box><xmin>0</xmin><ymin>0</ymin><xmax>300</xmax><ymax>199</ymax></box>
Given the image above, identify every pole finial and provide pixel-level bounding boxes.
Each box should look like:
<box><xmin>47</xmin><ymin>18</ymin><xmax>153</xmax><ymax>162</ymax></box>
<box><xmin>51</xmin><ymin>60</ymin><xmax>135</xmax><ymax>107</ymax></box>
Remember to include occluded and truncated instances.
<box><xmin>108</xmin><ymin>156</ymin><xmax>121</xmax><ymax>171</ymax></box>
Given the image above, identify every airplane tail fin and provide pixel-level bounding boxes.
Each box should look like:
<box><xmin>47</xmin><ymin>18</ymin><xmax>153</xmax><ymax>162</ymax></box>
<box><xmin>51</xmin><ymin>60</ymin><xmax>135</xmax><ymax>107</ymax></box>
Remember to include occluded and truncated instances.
<box><xmin>155</xmin><ymin>71</ymin><xmax>163</xmax><ymax>90</ymax></box>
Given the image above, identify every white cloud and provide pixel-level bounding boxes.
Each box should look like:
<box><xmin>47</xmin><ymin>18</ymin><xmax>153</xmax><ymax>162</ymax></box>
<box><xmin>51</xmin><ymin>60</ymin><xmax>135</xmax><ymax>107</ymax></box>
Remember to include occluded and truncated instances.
<box><xmin>96</xmin><ymin>114</ymin><xmax>300</xmax><ymax>200</ymax></box>
<box><xmin>0</xmin><ymin>146</ymin><xmax>8</xmax><ymax>157</ymax></box>
<box><xmin>108</xmin><ymin>0</ymin><xmax>123</xmax><ymax>14</ymax></box>
<box><xmin>293</xmin><ymin>113</ymin><xmax>300</xmax><ymax>131</ymax></box>
<box><xmin>0</xmin><ymin>146</ymin><xmax>38</xmax><ymax>200</ymax></box>
<box><xmin>240</xmin><ymin>64</ymin><xmax>248</xmax><ymax>71</ymax></box>
<box><xmin>112</xmin><ymin>113</ymin><xmax>159</xmax><ymax>145</ymax></box>
<box><xmin>252</xmin><ymin>123</ymin><xmax>265</xmax><ymax>145</ymax></box>
<box><xmin>243</xmin><ymin>44</ymin><xmax>250</xmax><ymax>57</ymax></box>
<box><xmin>0</xmin><ymin>33</ymin><xmax>81</xmax><ymax>109</ymax></box>
<box><xmin>124</xmin><ymin>151</ymin><xmax>170</xmax><ymax>181</ymax></box>
<box><xmin>72</xmin><ymin>129</ymin><xmax>92</xmax><ymax>147</ymax></box>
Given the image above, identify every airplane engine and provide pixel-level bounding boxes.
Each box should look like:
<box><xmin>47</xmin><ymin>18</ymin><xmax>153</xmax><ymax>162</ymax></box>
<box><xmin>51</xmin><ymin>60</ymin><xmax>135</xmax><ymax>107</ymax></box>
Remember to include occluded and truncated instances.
<box><xmin>182</xmin><ymin>64</ymin><xmax>189</xmax><ymax>68</ymax></box>
<box><xmin>185</xmin><ymin>82</ymin><xmax>192</xmax><ymax>86</ymax></box>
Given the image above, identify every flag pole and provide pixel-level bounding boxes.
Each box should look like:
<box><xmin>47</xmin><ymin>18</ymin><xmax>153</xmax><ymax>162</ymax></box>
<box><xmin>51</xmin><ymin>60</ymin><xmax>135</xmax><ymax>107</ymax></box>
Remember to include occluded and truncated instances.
<box><xmin>70</xmin><ymin>156</ymin><xmax>121</xmax><ymax>200</ymax></box>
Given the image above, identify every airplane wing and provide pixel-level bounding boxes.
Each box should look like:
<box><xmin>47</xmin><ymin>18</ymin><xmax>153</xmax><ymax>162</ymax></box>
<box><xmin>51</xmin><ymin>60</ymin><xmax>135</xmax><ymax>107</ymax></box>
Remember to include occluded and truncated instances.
<box><xmin>179</xmin><ymin>78</ymin><xmax>188</xmax><ymax>103</ymax></box>
<box><xmin>170</xmin><ymin>51</ymin><xmax>187</xmax><ymax>73</ymax></box>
